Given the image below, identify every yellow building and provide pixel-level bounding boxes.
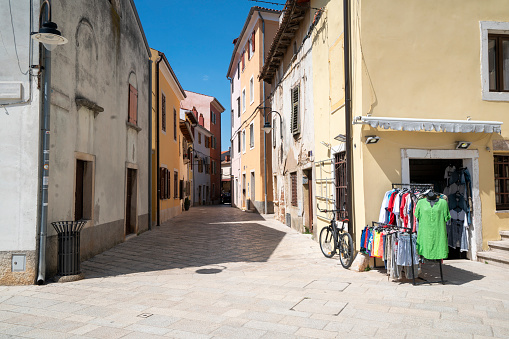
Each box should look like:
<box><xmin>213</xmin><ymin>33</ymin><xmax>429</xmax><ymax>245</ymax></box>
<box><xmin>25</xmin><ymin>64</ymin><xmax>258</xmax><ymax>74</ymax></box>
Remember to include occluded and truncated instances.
<box><xmin>311</xmin><ymin>0</ymin><xmax>509</xmax><ymax>264</ymax></box>
<box><xmin>227</xmin><ymin>7</ymin><xmax>280</xmax><ymax>213</ymax></box>
<box><xmin>150</xmin><ymin>49</ymin><xmax>187</xmax><ymax>225</ymax></box>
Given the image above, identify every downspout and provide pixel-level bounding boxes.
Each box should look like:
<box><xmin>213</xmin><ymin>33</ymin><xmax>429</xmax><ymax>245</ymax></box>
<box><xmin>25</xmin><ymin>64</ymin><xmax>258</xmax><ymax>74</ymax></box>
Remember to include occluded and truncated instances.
<box><xmin>258</xmin><ymin>10</ymin><xmax>268</xmax><ymax>214</ymax></box>
<box><xmin>156</xmin><ymin>53</ymin><xmax>163</xmax><ymax>226</ymax></box>
<box><xmin>148</xmin><ymin>59</ymin><xmax>152</xmax><ymax>230</ymax></box>
<box><xmin>343</xmin><ymin>0</ymin><xmax>354</xmax><ymax>237</ymax></box>
<box><xmin>36</xmin><ymin>42</ymin><xmax>51</xmax><ymax>285</ymax></box>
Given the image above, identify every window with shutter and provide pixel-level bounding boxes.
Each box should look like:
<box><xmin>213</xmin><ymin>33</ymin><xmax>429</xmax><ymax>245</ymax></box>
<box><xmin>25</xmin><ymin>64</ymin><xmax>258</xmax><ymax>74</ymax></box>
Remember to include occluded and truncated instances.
<box><xmin>128</xmin><ymin>84</ymin><xmax>138</xmax><ymax>125</ymax></box>
<box><xmin>291</xmin><ymin>85</ymin><xmax>300</xmax><ymax>135</ymax></box>
<box><xmin>291</xmin><ymin>172</ymin><xmax>297</xmax><ymax>207</ymax></box>
<box><xmin>242</xmin><ymin>51</ymin><xmax>245</xmax><ymax>70</ymax></box>
<box><xmin>250</xmin><ymin>123</ymin><xmax>254</xmax><ymax>149</ymax></box>
<box><xmin>164</xmin><ymin>168</ymin><xmax>170</xmax><ymax>199</ymax></box>
<box><xmin>159</xmin><ymin>168</ymin><xmax>163</xmax><ymax>199</ymax></box>
<box><xmin>161</xmin><ymin>94</ymin><xmax>166</xmax><ymax>132</ymax></box>
<box><xmin>180</xmin><ymin>179</ymin><xmax>184</xmax><ymax>199</ymax></box>
<box><xmin>174</xmin><ymin>108</ymin><xmax>177</xmax><ymax>140</ymax></box>
<box><xmin>252</xmin><ymin>30</ymin><xmax>255</xmax><ymax>52</ymax></box>
<box><xmin>174</xmin><ymin>171</ymin><xmax>178</xmax><ymax>199</ymax></box>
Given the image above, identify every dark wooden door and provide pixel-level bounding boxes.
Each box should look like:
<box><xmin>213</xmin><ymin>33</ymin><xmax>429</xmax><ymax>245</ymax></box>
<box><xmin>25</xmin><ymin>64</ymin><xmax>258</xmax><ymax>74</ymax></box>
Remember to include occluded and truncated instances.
<box><xmin>126</xmin><ymin>169</ymin><xmax>135</xmax><ymax>235</ymax></box>
<box><xmin>308</xmin><ymin>171</ymin><xmax>313</xmax><ymax>232</ymax></box>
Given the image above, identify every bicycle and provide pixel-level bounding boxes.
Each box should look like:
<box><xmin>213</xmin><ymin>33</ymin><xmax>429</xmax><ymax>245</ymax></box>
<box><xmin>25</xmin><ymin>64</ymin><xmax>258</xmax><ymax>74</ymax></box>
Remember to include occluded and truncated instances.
<box><xmin>318</xmin><ymin>207</ymin><xmax>354</xmax><ymax>269</ymax></box>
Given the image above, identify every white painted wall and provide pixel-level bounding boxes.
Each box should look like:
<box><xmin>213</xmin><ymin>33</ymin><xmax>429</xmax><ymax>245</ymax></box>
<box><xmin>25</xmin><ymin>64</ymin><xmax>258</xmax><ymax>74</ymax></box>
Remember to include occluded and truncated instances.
<box><xmin>0</xmin><ymin>0</ymin><xmax>40</xmax><ymax>252</ymax></box>
<box><xmin>269</xmin><ymin>13</ymin><xmax>315</xmax><ymax>230</ymax></box>
<box><xmin>230</xmin><ymin>62</ymin><xmax>242</xmax><ymax>208</ymax></box>
<box><xmin>193</xmin><ymin>125</ymin><xmax>211</xmax><ymax>204</ymax></box>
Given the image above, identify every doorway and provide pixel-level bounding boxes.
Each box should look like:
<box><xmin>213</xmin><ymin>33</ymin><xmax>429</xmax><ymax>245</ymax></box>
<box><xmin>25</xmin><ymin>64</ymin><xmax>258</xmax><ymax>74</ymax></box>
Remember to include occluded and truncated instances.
<box><xmin>409</xmin><ymin>159</ymin><xmax>466</xmax><ymax>259</ymax></box>
<box><xmin>125</xmin><ymin>168</ymin><xmax>137</xmax><ymax>235</ymax></box>
<box><xmin>242</xmin><ymin>173</ymin><xmax>246</xmax><ymax>209</ymax></box>
<box><xmin>303</xmin><ymin>169</ymin><xmax>313</xmax><ymax>232</ymax></box>
<box><xmin>250</xmin><ymin>171</ymin><xmax>255</xmax><ymax>210</ymax></box>
<box><xmin>402</xmin><ymin>148</ymin><xmax>481</xmax><ymax>261</ymax></box>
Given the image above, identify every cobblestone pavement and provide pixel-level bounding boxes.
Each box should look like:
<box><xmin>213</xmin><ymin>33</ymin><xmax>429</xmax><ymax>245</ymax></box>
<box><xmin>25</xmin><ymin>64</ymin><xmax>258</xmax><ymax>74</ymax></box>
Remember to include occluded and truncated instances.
<box><xmin>1</xmin><ymin>205</ymin><xmax>509</xmax><ymax>338</ymax></box>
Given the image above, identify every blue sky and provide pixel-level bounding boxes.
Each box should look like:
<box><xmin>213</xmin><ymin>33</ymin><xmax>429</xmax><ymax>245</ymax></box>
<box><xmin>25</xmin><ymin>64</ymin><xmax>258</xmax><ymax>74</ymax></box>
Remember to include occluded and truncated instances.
<box><xmin>134</xmin><ymin>0</ymin><xmax>282</xmax><ymax>151</ymax></box>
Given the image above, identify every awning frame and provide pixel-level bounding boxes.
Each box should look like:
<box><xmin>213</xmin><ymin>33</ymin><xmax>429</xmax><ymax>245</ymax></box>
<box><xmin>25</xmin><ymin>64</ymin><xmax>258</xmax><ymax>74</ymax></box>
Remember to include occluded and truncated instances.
<box><xmin>354</xmin><ymin>116</ymin><xmax>502</xmax><ymax>134</ymax></box>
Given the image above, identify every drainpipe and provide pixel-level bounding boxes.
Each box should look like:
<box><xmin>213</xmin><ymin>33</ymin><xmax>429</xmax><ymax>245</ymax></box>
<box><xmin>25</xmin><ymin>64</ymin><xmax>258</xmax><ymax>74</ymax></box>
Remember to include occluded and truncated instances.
<box><xmin>259</xmin><ymin>10</ymin><xmax>268</xmax><ymax>214</ymax></box>
<box><xmin>148</xmin><ymin>59</ymin><xmax>152</xmax><ymax>230</ymax></box>
<box><xmin>36</xmin><ymin>46</ymin><xmax>51</xmax><ymax>285</ymax></box>
<box><xmin>343</xmin><ymin>0</ymin><xmax>354</xmax><ymax>237</ymax></box>
<box><xmin>156</xmin><ymin>53</ymin><xmax>162</xmax><ymax>226</ymax></box>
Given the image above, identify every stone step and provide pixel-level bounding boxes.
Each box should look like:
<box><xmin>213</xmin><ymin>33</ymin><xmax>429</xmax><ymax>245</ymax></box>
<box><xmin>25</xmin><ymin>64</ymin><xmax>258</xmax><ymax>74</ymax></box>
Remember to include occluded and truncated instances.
<box><xmin>501</xmin><ymin>230</ymin><xmax>509</xmax><ymax>240</ymax></box>
<box><xmin>488</xmin><ymin>240</ymin><xmax>509</xmax><ymax>253</ymax></box>
<box><xmin>477</xmin><ymin>251</ymin><xmax>509</xmax><ymax>270</ymax></box>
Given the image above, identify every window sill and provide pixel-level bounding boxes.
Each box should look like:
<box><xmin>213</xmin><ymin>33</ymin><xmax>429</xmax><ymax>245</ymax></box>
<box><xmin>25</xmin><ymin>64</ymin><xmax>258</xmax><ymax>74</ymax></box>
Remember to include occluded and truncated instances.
<box><xmin>495</xmin><ymin>210</ymin><xmax>509</xmax><ymax>214</ymax></box>
<box><xmin>126</xmin><ymin>121</ymin><xmax>142</xmax><ymax>132</ymax></box>
<box><xmin>482</xmin><ymin>91</ymin><xmax>509</xmax><ymax>102</ymax></box>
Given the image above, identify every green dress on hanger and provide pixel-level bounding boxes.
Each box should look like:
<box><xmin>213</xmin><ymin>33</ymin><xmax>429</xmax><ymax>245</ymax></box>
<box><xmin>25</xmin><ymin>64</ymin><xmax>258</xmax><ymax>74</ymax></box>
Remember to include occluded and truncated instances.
<box><xmin>415</xmin><ymin>198</ymin><xmax>451</xmax><ymax>260</ymax></box>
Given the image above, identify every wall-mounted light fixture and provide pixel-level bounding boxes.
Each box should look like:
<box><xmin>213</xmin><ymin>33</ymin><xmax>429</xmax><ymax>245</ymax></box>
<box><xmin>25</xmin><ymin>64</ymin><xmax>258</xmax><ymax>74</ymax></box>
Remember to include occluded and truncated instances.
<box><xmin>365</xmin><ymin>135</ymin><xmax>380</xmax><ymax>144</ymax></box>
<box><xmin>334</xmin><ymin>134</ymin><xmax>346</xmax><ymax>142</ymax></box>
<box><xmin>261</xmin><ymin>109</ymin><xmax>283</xmax><ymax>140</ymax></box>
<box><xmin>456</xmin><ymin>141</ymin><xmax>471</xmax><ymax>149</ymax></box>
<box><xmin>31</xmin><ymin>0</ymin><xmax>68</xmax><ymax>51</ymax></box>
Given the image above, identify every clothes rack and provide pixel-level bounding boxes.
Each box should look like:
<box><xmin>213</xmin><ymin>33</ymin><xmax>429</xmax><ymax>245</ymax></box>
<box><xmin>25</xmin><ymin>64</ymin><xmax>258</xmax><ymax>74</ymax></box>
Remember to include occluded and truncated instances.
<box><xmin>371</xmin><ymin>183</ymin><xmax>445</xmax><ymax>285</ymax></box>
<box><xmin>371</xmin><ymin>221</ymin><xmax>419</xmax><ymax>285</ymax></box>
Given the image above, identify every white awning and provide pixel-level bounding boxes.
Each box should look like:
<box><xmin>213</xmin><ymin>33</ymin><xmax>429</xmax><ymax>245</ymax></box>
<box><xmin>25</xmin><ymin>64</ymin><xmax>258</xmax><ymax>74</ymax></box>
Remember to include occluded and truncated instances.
<box><xmin>354</xmin><ymin>116</ymin><xmax>502</xmax><ymax>134</ymax></box>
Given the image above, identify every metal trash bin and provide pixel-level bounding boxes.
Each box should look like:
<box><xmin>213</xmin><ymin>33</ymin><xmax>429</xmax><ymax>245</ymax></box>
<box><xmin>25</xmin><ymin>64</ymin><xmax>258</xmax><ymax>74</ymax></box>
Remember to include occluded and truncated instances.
<box><xmin>51</xmin><ymin>221</ymin><xmax>86</xmax><ymax>276</ymax></box>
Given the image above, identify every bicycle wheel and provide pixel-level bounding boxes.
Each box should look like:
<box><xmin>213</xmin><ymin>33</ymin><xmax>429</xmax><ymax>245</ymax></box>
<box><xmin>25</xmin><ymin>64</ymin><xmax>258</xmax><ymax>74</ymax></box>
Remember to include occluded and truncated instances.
<box><xmin>319</xmin><ymin>227</ymin><xmax>336</xmax><ymax>258</ymax></box>
<box><xmin>338</xmin><ymin>232</ymin><xmax>354</xmax><ymax>268</ymax></box>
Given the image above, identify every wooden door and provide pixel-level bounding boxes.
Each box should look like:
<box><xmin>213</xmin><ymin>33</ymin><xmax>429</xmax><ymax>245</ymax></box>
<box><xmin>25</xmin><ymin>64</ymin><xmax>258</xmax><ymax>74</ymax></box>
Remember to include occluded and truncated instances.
<box><xmin>126</xmin><ymin>168</ymin><xmax>137</xmax><ymax>235</ymax></box>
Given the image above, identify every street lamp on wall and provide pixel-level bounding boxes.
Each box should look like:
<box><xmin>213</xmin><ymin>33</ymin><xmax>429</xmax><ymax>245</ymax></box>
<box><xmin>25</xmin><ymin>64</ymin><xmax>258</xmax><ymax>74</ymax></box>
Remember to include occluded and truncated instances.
<box><xmin>31</xmin><ymin>0</ymin><xmax>68</xmax><ymax>51</ymax></box>
<box><xmin>261</xmin><ymin>110</ymin><xmax>283</xmax><ymax>140</ymax></box>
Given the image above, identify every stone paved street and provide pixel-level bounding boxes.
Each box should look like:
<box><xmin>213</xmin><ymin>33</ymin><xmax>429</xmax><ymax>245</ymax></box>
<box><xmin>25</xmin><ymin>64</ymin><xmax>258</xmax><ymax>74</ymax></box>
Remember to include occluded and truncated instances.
<box><xmin>1</xmin><ymin>205</ymin><xmax>509</xmax><ymax>338</ymax></box>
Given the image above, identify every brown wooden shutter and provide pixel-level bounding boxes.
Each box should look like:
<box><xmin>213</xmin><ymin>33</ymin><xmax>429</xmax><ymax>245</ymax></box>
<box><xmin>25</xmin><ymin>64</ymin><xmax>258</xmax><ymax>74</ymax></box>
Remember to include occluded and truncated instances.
<box><xmin>291</xmin><ymin>86</ymin><xmax>300</xmax><ymax>135</ymax></box>
<box><xmin>161</xmin><ymin>94</ymin><xmax>166</xmax><ymax>132</ymax></box>
<box><xmin>252</xmin><ymin>30</ymin><xmax>255</xmax><ymax>52</ymax></box>
<box><xmin>166</xmin><ymin>169</ymin><xmax>170</xmax><ymax>199</ymax></box>
<box><xmin>128</xmin><ymin>84</ymin><xmax>138</xmax><ymax>125</ymax></box>
<box><xmin>159</xmin><ymin>168</ymin><xmax>164</xmax><ymax>199</ymax></box>
<box><xmin>242</xmin><ymin>51</ymin><xmax>245</xmax><ymax>70</ymax></box>
<box><xmin>291</xmin><ymin>172</ymin><xmax>297</xmax><ymax>207</ymax></box>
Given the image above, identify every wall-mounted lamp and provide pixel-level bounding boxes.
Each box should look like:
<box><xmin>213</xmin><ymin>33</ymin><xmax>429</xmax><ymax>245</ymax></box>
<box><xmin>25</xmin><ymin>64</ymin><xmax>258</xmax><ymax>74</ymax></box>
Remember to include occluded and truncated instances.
<box><xmin>262</xmin><ymin>121</ymin><xmax>272</xmax><ymax>134</ymax></box>
<box><xmin>365</xmin><ymin>135</ymin><xmax>380</xmax><ymax>144</ymax></box>
<box><xmin>261</xmin><ymin>110</ymin><xmax>283</xmax><ymax>140</ymax></box>
<box><xmin>31</xmin><ymin>0</ymin><xmax>68</xmax><ymax>51</ymax></box>
<box><xmin>456</xmin><ymin>141</ymin><xmax>471</xmax><ymax>149</ymax></box>
<box><xmin>334</xmin><ymin>134</ymin><xmax>346</xmax><ymax>142</ymax></box>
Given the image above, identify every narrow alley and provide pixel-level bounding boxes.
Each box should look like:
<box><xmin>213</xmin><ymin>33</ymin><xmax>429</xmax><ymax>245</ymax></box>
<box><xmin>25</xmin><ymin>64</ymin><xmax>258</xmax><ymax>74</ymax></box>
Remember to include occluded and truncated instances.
<box><xmin>0</xmin><ymin>205</ymin><xmax>508</xmax><ymax>338</ymax></box>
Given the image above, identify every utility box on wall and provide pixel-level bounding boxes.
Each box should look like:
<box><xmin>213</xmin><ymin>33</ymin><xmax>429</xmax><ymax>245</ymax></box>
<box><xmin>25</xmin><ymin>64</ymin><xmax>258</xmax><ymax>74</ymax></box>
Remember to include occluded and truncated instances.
<box><xmin>286</xmin><ymin>213</ymin><xmax>291</xmax><ymax>227</ymax></box>
<box><xmin>11</xmin><ymin>254</ymin><xmax>26</xmax><ymax>272</ymax></box>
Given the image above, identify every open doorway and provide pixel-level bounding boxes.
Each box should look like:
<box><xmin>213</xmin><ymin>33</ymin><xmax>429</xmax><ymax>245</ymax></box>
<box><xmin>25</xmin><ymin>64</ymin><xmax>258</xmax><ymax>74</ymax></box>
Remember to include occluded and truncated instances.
<box><xmin>303</xmin><ymin>169</ymin><xmax>313</xmax><ymax>232</ymax></box>
<box><xmin>409</xmin><ymin>158</ymin><xmax>467</xmax><ymax>260</ymax></box>
<box><xmin>125</xmin><ymin>168</ymin><xmax>137</xmax><ymax>236</ymax></box>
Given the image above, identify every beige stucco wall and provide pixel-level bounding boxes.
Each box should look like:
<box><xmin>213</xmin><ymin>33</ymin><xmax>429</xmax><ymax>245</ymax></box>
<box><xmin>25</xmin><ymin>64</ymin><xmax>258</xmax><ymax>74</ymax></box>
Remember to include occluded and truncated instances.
<box><xmin>150</xmin><ymin>49</ymin><xmax>185</xmax><ymax>224</ymax></box>
<box><xmin>238</xmin><ymin>18</ymin><xmax>278</xmax><ymax>213</ymax></box>
<box><xmin>352</xmin><ymin>0</ymin><xmax>509</xmax><ymax>251</ymax></box>
<box><xmin>311</xmin><ymin>0</ymin><xmax>346</xmax><ymax>237</ymax></box>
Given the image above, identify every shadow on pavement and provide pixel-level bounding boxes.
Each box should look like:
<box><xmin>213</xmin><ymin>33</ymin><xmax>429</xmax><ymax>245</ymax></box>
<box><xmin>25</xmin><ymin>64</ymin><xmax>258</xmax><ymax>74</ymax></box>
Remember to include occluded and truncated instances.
<box><xmin>80</xmin><ymin>206</ymin><xmax>285</xmax><ymax>279</ymax></box>
<box><xmin>371</xmin><ymin>261</ymin><xmax>485</xmax><ymax>285</ymax></box>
